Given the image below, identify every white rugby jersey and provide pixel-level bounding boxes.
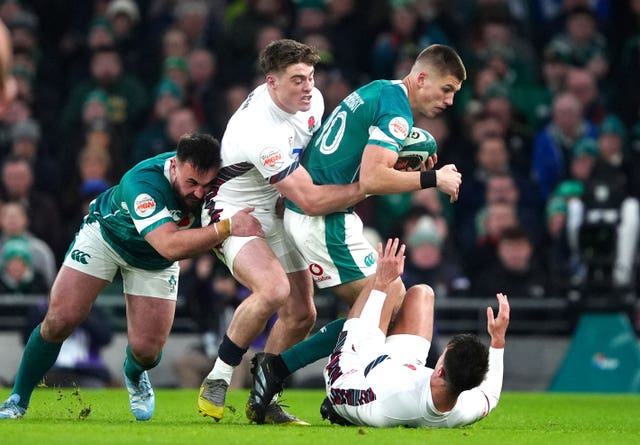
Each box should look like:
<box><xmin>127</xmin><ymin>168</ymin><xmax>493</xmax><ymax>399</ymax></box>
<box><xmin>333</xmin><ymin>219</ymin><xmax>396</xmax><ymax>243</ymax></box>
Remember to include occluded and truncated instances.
<box><xmin>331</xmin><ymin>347</ymin><xmax>504</xmax><ymax>428</ymax></box>
<box><xmin>213</xmin><ymin>83</ymin><xmax>324</xmax><ymax>211</ymax></box>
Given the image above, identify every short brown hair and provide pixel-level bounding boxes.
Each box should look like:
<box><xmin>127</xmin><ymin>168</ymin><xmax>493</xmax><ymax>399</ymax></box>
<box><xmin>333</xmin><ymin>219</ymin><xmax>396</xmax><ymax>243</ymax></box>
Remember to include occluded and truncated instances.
<box><xmin>414</xmin><ymin>44</ymin><xmax>466</xmax><ymax>81</ymax></box>
<box><xmin>259</xmin><ymin>39</ymin><xmax>320</xmax><ymax>75</ymax></box>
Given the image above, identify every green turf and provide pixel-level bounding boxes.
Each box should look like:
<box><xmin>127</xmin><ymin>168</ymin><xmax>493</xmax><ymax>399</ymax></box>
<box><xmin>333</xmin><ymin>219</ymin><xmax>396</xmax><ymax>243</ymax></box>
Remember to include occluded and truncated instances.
<box><xmin>1</xmin><ymin>388</ymin><xmax>639</xmax><ymax>445</ymax></box>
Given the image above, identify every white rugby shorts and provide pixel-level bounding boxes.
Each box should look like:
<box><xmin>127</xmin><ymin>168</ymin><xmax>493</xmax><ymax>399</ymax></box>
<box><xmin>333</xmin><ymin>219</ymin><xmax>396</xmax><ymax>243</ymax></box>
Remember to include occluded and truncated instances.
<box><xmin>63</xmin><ymin>221</ymin><xmax>180</xmax><ymax>300</ymax></box>
<box><xmin>213</xmin><ymin>203</ymin><xmax>307</xmax><ymax>275</ymax></box>
<box><xmin>283</xmin><ymin>209</ymin><xmax>377</xmax><ymax>288</ymax></box>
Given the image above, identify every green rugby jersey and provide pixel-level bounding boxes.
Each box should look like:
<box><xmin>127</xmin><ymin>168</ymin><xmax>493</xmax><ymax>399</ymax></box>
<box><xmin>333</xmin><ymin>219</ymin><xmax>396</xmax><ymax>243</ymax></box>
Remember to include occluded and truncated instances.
<box><xmin>85</xmin><ymin>152</ymin><xmax>202</xmax><ymax>270</ymax></box>
<box><xmin>286</xmin><ymin>80</ymin><xmax>413</xmax><ymax>213</ymax></box>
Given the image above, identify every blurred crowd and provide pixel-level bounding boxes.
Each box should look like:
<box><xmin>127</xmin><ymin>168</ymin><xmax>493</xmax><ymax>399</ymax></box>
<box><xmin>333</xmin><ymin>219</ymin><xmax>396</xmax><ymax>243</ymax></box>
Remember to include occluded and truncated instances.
<box><xmin>0</xmin><ymin>0</ymin><xmax>639</xmax><ymax>312</ymax></box>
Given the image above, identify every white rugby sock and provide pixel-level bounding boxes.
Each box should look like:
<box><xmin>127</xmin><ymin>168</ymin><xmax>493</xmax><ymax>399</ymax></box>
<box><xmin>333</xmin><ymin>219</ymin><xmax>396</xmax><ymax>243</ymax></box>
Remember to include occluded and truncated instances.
<box><xmin>207</xmin><ymin>358</ymin><xmax>235</xmax><ymax>385</ymax></box>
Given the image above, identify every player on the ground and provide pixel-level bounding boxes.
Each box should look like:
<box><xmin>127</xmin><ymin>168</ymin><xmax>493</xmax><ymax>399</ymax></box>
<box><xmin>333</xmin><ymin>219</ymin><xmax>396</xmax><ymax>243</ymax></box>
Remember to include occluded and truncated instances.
<box><xmin>197</xmin><ymin>39</ymin><xmax>364</xmax><ymax>425</ymax></box>
<box><xmin>0</xmin><ymin>133</ymin><xmax>264</xmax><ymax>421</ymax></box>
<box><xmin>321</xmin><ymin>238</ymin><xmax>509</xmax><ymax>428</ymax></box>
<box><xmin>247</xmin><ymin>43</ymin><xmax>465</xmax><ymax>424</ymax></box>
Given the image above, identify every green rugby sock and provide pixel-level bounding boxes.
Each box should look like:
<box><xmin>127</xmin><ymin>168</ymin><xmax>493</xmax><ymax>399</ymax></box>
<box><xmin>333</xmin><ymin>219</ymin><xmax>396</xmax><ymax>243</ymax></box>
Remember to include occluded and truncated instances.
<box><xmin>123</xmin><ymin>345</ymin><xmax>162</xmax><ymax>382</ymax></box>
<box><xmin>12</xmin><ymin>324</ymin><xmax>62</xmax><ymax>408</ymax></box>
<box><xmin>281</xmin><ymin>318</ymin><xmax>346</xmax><ymax>373</ymax></box>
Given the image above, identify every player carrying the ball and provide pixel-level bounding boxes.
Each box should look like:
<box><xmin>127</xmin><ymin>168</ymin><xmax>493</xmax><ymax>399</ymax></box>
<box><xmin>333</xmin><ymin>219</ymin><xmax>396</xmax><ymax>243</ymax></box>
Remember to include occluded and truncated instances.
<box><xmin>247</xmin><ymin>44</ymin><xmax>466</xmax><ymax>424</ymax></box>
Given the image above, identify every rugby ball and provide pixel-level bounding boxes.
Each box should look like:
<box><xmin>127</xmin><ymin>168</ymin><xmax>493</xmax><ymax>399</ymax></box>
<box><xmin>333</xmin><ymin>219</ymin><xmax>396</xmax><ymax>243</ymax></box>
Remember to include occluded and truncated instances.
<box><xmin>394</xmin><ymin>127</ymin><xmax>437</xmax><ymax>171</ymax></box>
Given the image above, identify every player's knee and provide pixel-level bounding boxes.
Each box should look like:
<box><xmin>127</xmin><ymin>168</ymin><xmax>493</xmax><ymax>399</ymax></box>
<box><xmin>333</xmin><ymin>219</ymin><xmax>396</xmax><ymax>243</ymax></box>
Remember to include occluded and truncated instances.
<box><xmin>41</xmin><ymin>310</ymin><xmax>81</xmax><ymax>342</ymax></box>
<box><xmin>406</xmin><ymin>284</ymin><xmax>435</xmax><ymax>306</ymax></box>
<box><xmin>280</xmin><ymin>304</ymin><xmax>316</xmax><ymax>333</ymax></box>
<box><xmin>258</xmin><ymin>278</ymin><xmax>291</xmax><ymax>309</ymax></box>
<box><xmin>128</xmin><ymin>339</ymin><xmax>163</xmax><ymax>366</ymax></box>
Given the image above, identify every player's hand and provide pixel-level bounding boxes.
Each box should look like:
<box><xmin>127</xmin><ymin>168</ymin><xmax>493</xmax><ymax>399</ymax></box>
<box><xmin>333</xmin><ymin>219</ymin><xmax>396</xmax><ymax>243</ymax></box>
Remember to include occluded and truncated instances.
<box><xmin>230</xmin><ymin>207</ymin><xmax>265</xmax><ymax>238</ymax></box>
<box><xmin>487</xmin><ymin>292</ymin><xmax>510</xmax><ymax>349</ymax></box>
<box><xmin>419</xmin><ymin>153</ymin><xmax>438</xmax><ymax>171</ymax></box>
<box><xmin>373</xmin><ymin>238</ymin><xmax>405</xmax><ymax>291</ymax></box>
<box><xmin>435</xmin><ymin>164</ymin><xmax>461</xmax><ymax>203</ymax></box>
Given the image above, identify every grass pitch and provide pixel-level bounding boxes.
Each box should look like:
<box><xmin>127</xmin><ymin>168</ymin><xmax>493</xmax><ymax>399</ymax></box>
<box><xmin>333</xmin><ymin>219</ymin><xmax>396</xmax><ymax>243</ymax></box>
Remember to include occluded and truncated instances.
<box><xmin>1</xmin><ymin>388</ymin><xmax>638</xmax><ymax>445</ymax></box>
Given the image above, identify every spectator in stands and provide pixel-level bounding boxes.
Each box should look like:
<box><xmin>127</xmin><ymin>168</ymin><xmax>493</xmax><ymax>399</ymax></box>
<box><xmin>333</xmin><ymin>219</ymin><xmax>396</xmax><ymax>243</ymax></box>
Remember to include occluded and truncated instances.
<box><xmin>565</xmin><ymin>67</ymin><xmax>607</xmax><ymax>126</ymax></box>
<box><xmin>9</xmin><ymin>118</ymin><xmax>60</xmax><ymax>195</ymax></box>
<box><xmin>104</xmin><ymin>0</ymin><xmax>142</xmax><ymax>75</ymax></box>
<box><xmin>465</xmin><ymin>201</ymin><xmax>519</xmax><ymax>280</ymax></box>
<box><xmin>568</xmin><ymin>137</ymin><xmax>599</xmax><ymax>183</ymax></box>
<box><xmin>162</xmin><ymin>56</ymin><xmax>190</xmax><ymax>95</ymax></box>
<box><xmin>0</xmin><ymin>156</ymin><xmax>64</xmax><ymax>262</ymax></box>
<box><xmin>484</xmin><ymin>172</ymin><xmax>543</xmax><ymax>244</ymax></box>
<box><xmin>0</xmin><ymin>236</ymin><xmax>49</xmax><ymax>294</ymax></box>
<box><xmin>544</xmin><ymin>5</ymin><xmax>609</xmax><ymax>79</ymax></box>
<box><xmin>532</xmin><ymin>91</ymin><xmax>598</xmax><ymax>200</ymax></box>
<box><xmin>591</xmin><ymin>116</ymin><xmax>636</xmax><ymax>196</ymax></box>
<box><xmin>403</xmin><ymin>213</ymin><xmax>469</xmax><ymax>301</ymax></box>
<box><xmin>186</xmin><ymin>48</ymin><xmax>220</xmax><ymax>130</ymax></box>
<box><xmin>472</xmin><ymin>225</ymin><xmax>548</xmax><ymax>299</ymax></box>
<box><xmin>219</xmin><ymin>0</ymin><xmax>291</xmax><ymax>85</ymax></box>
<box><xmin>60</xmin><ymin>45</ymin><xmax>149</xmax><ymax>155</ymax></box>
<box><xmin>482</xmin><ymin>87</ymin><xmax>533</xmax><ymax>178</ymax></box>
<box><xmin>172</xmin><ymin>0</ymin><xmax>216</xmax><ymax>50</ymax></box>
<box><xmin>0</xmin><ymin>200</ymin><xmax>57</xmax><ymax>286</ymax></box>
<box><xmin>130</xmin><ymin>78</ymin><xmax>184</xmax><ymax>165</ymax></box>
<box><xmin>131</xmin><ymin>106</ymin><xmax>198</xmax><ymax>164</ymax></box>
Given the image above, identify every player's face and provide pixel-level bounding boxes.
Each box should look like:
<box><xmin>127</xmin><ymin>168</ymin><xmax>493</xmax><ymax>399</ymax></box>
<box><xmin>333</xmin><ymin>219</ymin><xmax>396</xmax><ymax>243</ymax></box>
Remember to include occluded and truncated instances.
<box><xmin>415</xmin><ymin>71</ymin><xmax>462</xmax><ymax>119</ymax></box>
<box><xmin>267</xmin><ymin>63</ymin><xmax>315</xmax><ymax>114</ymax></box>
<box><xmin>171</xmin><ymin>159</ymin><xmax>217</xmax><ymax>213</ymax></box>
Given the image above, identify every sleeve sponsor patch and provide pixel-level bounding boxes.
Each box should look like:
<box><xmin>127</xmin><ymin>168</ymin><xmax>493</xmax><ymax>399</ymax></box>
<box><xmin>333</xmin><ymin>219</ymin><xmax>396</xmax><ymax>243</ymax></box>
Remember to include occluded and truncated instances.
<box><xmin>388</xmin><ymin>117</ymin><xmax>410</xmax><ymax>140</ymax></box>
<box><xmin>259</xmin><ymin>146</ymin><xmax>285</xmax><ymax>172</ymax></box>
<box><xmin>134</xmin><ymin>193</ymin><xmax>157</xmax><ymax>217</ymax></box>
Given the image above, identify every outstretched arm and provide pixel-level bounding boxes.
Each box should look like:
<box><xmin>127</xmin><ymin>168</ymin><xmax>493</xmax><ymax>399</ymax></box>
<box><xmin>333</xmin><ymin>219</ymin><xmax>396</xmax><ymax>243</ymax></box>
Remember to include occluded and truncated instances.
<box><xmin>450</xmin><ymin>293</ymin><xmax>510</xmax><ymax>427</ymax></box>
<box><xmin>479</xmin><ymin>293</ymin><xmax>510</xmax><ymax>411</ymax></box>
<box><xmin>357</xmin><ymin>238</ymin><xmax>405</xmax><ymax>328</ymax></box>
<box><xmin>487</xmin><ymin>292</ymin><xmax>510</xmax><ymax>349</ymax></box>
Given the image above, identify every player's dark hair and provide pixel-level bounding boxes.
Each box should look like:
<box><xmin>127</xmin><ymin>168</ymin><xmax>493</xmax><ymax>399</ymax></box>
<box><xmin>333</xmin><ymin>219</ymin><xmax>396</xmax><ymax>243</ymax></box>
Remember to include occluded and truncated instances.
<box><xmin>415</xmin><ymin>44</ymin><xmax>466</xmax><ymax>81</ymax></box>
<box><xmin>259</xmin><ymin>39</ymin><xmax>320</xmax><ymax>75</ymax></box>
<box><xmin>442</xmin><ymin>334</ymin><xmax>489</xmax><ymax>395</ymax></box>
<box><xmin>176</xmin><ymin>132</ymin><xmax>221</xmax><ymax>174</ymax></box>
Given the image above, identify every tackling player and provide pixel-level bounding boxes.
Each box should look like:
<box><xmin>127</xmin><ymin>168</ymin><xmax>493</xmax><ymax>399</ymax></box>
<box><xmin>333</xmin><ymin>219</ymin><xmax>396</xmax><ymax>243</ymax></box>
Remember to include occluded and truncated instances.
<box><xmin>197</xmin><ymin>39</ymin><xmax>365</xmax><ymax>424</ymax></box>
<box><xmin>0</xmin><ymin>134</ymin><xmax>264</xmax><ymax>421</ymax></box>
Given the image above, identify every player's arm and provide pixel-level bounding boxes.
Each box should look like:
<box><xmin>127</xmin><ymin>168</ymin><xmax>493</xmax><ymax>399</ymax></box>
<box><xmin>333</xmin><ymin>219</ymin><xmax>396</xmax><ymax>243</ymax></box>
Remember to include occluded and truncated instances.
<box><xmin>360</xmin><ymin>144</ymin><xmax>461</xmax><ymax>202</ymax></box>
<box><xmin>357</xmin><ymin>238</ymin><xmax>405</xmax><ymax>328</ymax></box>
<box><xmin>144</xmin><ymin>208</ymin><xmax>264</xmax><ymax>261</ymax></box>
<box><xmin>274</xmin><ymin>166</ymin><xmax>365</xmax><ymax>216</ymax></box>
<box><xmin>479</xmin><ymin>293</ymin><xmax>510</xmax><ymax>410</ymax></box>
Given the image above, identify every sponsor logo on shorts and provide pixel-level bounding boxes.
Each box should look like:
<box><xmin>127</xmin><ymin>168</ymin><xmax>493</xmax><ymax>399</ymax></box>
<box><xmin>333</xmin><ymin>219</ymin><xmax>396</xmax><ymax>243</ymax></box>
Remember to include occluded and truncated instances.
<box><xmin>309</xmin><ymin>263</ymin><xmax>332</xmax><ymax>283</ymax></box>
<box><xmin>388</xmin><ymin>117</ymin><xmax>409</xmax><ymax>140</ymax></box>
<box><xmin>134</xmin><ymin>193</ymin><xmax>156</xmax><ymax>217</ymax></box>
<box><xmin>70</xmin><ymin>249</ymin><xmax>91</xmax><ymax>265</ymax></box>
<box><xmin>259</xmin><ymin>147</ymin><xmax>284</xmax><ymax>171</ymax></box>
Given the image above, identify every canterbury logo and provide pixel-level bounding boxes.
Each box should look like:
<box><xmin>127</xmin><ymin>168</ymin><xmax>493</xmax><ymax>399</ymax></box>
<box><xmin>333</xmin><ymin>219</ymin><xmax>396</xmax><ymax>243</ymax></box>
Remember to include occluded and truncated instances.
<box><xmin>70</xmin><ymin>249</ymin><xmax>91</xmax><ymax>264</ymax></box>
